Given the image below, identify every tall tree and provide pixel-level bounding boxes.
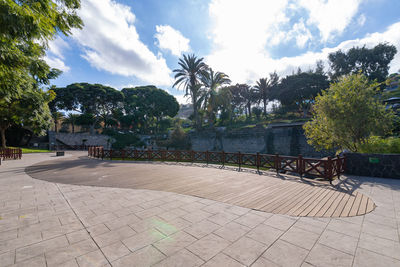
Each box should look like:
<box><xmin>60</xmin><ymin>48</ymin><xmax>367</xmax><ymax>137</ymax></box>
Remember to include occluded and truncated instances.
<box><xmin>275</xmin><ymin>71</ymin><xmax>329</xmax><ymax>116</ymax></box>
<box><xmin>173</xmin><ymin>54</ymin><xmax>208</xmax><ymax>128</ymax></box>
<box><xmin>63</xmin><ymin>113</ymin><xmax>80</xmax><ymax>133</ymax></box>
<box><xmin>200</xmin><ymin>68</ymin><xmax>231</xmax><ymax>124</ymax></box>
<box><xmin>328</xmin><ymin>43</ymin><xmax>397</xmax><ymax>83</ymax></box>
<box><xmin>0</xmin><ymin>0</ymin><xmax>83</xmax><ymax>148</ymax></box>
<box><xmin>51</xmin><ymin>83</ymin><xmax>124</xmax><ymax>134</ymax></box>
<box><xmin>254</xmin><ymin>72</ymin><xmax>279</xmax><ymax>116</ymax></box>
<box><xmin>304</xmin><ymin>73</ymin><xmax>394</xmax><ymax>152</ymax></box>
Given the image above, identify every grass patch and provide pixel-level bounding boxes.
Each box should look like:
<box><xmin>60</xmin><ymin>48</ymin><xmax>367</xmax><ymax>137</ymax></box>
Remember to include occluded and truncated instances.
<box><xmin>10</xmin><ymin>147</ymin><xmax>52</xmax><ymax>153</ymax></box>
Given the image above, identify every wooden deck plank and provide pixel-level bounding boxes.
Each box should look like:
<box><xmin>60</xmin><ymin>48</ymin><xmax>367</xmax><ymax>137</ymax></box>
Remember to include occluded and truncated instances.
<box><xmin>26</xmin><ymin>155</ymin><xmax>376</xmax><ymax>218</ymax></box>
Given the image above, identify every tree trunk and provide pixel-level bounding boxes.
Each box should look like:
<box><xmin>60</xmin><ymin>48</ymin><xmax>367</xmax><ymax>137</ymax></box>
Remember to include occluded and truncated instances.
<box><xmin>54</xmin><ymin>121</ymin><xmax>58</xmax><ymax>133</ymax></box>
<box><xmin>263</xmin><ymin>99</ymin><xmax>267</xmax><ymax>115</ymax></box>
<box><xmin>192</xmin><ymin>95</ymin><xmax>199</xmax><ymax>129</ymax></box>
<box><xmin>0</xmin><ymin>127</ymin><xmax>6</xmax><ymax>149</ymax></box>
<box><xmin>247</xmin><ymin>102</ymin><xmax>252</xmax><ymax>118</ymax></box>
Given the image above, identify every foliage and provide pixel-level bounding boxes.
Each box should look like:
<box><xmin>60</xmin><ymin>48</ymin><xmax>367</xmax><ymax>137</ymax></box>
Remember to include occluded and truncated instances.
<box><xmin>304</xmin><ymin>73</ymin><xmax>394</xmax><ymax>152</ymax></box>
<box><xmin>102</xmin><ymin>129</ymin><xmax>143</xmax><ymax>150</ymax></box>
<box><xmin>275</xmin><ymin>71</ymin><xmax>329</xmax><ymax>116</ymax></box>
<box><xmin>328</xmin><ymin>43</ymin><xmax>397</xmax><ymax>83</ymax></box>
<box><xmin>167</xmin><ymin>126</ymin><xmax>191</xmax><ymax>149</ymax></box>
<box><xmin>0</xmin><ymin>0</ymin><xmax>82</xmax><ymax>148</ymax></box>
<box><xmin>173</xmin><ymin>54</ymin><xmax>208</xmax><ymax>128</ymax></box>
<box><xmin>62</xmin><ymin>113</ymin><xmax>80</xmax><ymax>133</ymax></box>
<box><xmin>357</xmin><ymin>136</ymin><xmax>400</xmax><ymax>154</ymax></box>
<box><xmin>254</xmin><ymin>72</ymin><xmax>279</xmax><ymax>115</ymax></box>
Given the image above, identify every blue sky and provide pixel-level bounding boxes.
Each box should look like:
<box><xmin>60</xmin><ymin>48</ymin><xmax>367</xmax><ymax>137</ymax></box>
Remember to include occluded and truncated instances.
<box><xmin>46</xmin><ymin>0</ymin><xmax>400</xmax><ymax>103</ymax></box>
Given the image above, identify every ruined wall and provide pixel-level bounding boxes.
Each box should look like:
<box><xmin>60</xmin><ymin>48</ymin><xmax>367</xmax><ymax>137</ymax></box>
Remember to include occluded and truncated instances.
<box><xmin>189</xmin><ymin>123</ymin><xmax>333</xmax><ymax>157</ymax></box>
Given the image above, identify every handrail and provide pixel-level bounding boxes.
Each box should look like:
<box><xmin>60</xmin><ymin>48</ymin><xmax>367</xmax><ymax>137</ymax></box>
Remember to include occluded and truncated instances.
<box><xmin>0</xmin><ymin>148</ymin><xmax>22</xmax><ymax>161</ymax></box>
<box><xmin>88</xmin><ymin>146</ymin><xmax>345</xmax><ymax>183</ymax></box>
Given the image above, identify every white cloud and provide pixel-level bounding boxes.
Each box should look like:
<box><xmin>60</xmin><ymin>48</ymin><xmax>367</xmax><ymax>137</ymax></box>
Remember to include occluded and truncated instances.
<box><xmin>44</xmin><ymin>37</ymin><xmax>70</xmax><ymax>72</ymax></box>
<box><xmin>357</xmin><ymin>14</ymin><xmax>366</xmax><ymax>27</ymax></box>
<box><xmin>205</xmin><ymin>0</ymin><xmax>400</xmax><ymax>85</ymax></box>
<box><xmin>298</xmin><ymin>0</ymin><xmax>362</xmax><ymax>42</ymax></box>
<box><xmin>155</xmin><ymin>25</ymin><xmax>190</xmax><ymax>56</ymax></box>
<box><xmin>71</xmin><ymin>0</ymin><xmax>173</xmax><ymax>86</ymax></box>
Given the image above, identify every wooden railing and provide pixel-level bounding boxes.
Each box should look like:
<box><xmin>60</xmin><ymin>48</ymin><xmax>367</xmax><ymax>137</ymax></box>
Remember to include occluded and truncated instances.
<box><xmin>0</xmin><ymin>148</ymin><xmax>22</xmax><ymax>160</ymax></box>
<box><xmin>88</xmin><ymin>147</ymin><xmax>345</xmax><ymax>183</ymax></box>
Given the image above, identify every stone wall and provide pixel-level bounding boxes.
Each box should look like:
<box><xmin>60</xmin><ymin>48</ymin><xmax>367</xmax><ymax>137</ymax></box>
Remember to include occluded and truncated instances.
<box><xmin>344</xmin><ymin>153</ymin><xmax>400</xmax><ymax>179</ymax></box>
<box><xmin>189</xmin><ymin>123</ymin><xmax>333</xmax><ymax>157</ymax></box>
<box><xmin>49</xmin><ymin>132</ymin><xmax>113</xmax><ymax>148</ymax></box>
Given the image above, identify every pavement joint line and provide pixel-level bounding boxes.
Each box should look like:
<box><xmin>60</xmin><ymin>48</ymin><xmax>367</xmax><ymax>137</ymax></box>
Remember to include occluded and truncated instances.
<box><xmin>54</xmin><ymin>183</ymin><xmax>112</xmax><ymax>266</ymax></box>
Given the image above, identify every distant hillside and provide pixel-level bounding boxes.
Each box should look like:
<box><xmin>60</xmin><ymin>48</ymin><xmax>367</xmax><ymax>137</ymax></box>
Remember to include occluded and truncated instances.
<box><xmin>176</xmin><ymin>104</ymin><xmax>193</xmax><ymax>119</ymax></box>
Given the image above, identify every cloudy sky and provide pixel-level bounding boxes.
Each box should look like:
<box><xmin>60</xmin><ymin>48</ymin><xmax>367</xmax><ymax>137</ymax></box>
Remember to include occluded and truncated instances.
<box><xmin>46</xmin><ymin>0</ymin><xmax>400</xmax><ymax>103</ymax></box>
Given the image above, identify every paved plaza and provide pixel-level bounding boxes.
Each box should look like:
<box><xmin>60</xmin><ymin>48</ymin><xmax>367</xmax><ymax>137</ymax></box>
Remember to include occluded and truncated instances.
<box><xmin>0</xmin><ymin>152</ymin><xmax>399</xmax><ymax>266</ymax></box>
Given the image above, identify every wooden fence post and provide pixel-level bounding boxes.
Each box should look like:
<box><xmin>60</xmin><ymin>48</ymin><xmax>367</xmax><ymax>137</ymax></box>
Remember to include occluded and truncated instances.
<box><xmin>275</xmin><ymin>154</ymin><xmax>280</xmax><ymax>174</ymax></box>
<box><xmin>101</xmin><ymin>148</ymin><xmax>104</xmax><ymax>160</ymax></box>
<box><xmin>191</xmin><ymin>150</ymin><xmax>194</xmax><ymax>163</ymax></box>
<box><xmin>222</xmin><ymin>151</ymin><xmax>225</xmax><ymax>167</ymax></box>
<box><xmin>110</xmin><ymin>149</ymin><xmax>113</xmax><ymax>160</ymax></box>
<box><xmin>256</xmin><ymin>152</ymin><xmax>260</xmax><ymax>172</ymax></box>
<box><xmin>238</xmin><ymin>151</ymin><xmax>241</xmax><ymax>171</ymax></box>
<box><xmin>298</xmin><ymin>155</ymin><xmax>303</xmax><ymax>178</ymax></box>
<box><xmin>206</xmin><ymin>150</ymin><xmax>209</xmax><ymax>165</ymax></box>
<box><xmin>122</xmin><ymin>150</ymin><xmax>125</xmax><ymax>160</ymax></box>
<box><xmin>326</xmin><ymin>156</ymin><xmax>332</xmax><ymax>183</ymax></box>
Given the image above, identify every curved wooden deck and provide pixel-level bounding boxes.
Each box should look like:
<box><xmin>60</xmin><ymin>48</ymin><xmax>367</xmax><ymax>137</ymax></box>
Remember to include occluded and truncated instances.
<box><xmin>26</xmin><ymin>154</ymin><xmax>375</xmax><ymax>217</ymax></box>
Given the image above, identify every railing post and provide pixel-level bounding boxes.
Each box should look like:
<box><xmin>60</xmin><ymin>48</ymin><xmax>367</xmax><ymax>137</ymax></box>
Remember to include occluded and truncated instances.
<box><xmin>326</xmin><ymin>156</ymin><xmax>332</xmax><ymax>183</ymax></box>
<box><xmin>256</xmin><ymin>152</ymin><xmax>260</xmax><ymax>172</ymax></box>
<box><xmin>122</xmin><ymin>150</ymin><xmax>125</xmax><ymax>160</ymax></box>
<box><xmin>238</xmin><ymin>151</ymin><xmax>241</xmax><ymax>171</ymax></box>
<box><xmin>206</xmin><ymin>150</ymin><xmax>209</xmax><ymax>165</ymax></box>
<box><xmin>191</xmin><ymin>150</ymin><xmax>194</xmax><ymax>163</ymax></box>
<box><xmin>177</xmin><ymin>150</ymin><xmax>181</xmax><ymax>162</ymax></box>
<box><xmin>275</xmin><ymin>154</ymin><xmax>280</xmax><ymax>174</ymax></box>
<box><xmin>110</xmin><ymin>149</ymin><xmax>113</xmax><ymax>160</ymax></box>
<box><xmin>298</xmin><ymin>155</ymin><xmax>303</xmax><ymax>178</ymax></box>
<box><xmin>101</xmin><ymin>147</ymin><xmax>104</xmax><ymax>160</ymax></box>
<box><xmin>222</xmin><ymin>151</ymin><xmax>225</xmax><ymax>167</ymax></box>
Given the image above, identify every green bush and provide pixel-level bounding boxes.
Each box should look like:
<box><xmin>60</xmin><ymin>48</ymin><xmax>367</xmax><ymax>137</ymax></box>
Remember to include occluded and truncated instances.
<box><xmin>357</xmin><ymin>136</ymin><xmax>400</xmax><ymax>154</ymax></box>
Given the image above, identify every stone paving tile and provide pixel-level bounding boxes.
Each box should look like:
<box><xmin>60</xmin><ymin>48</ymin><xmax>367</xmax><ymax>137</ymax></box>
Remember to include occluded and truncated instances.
<box><xmin>122</xmin><ymin>228</ymin><xmax>166</xmax><ymax>252</ymax></box>
<box><xmin>318</xmin><ymin>229</ymin><xmax>358</xmax><ymax>255</ymax></box>
<box><xmin>223</xmin><ymin>236</ymin><xmax>267</xmax><ymax>266</ymax></box>
<box><xmin>187</xmin><ymin>233</ymin><xmax>230</xmax><ymax>261</ymax></box>
<box><xmin>154</xmin><ymin>231</ymin><xmax>197</xmax><ymax>256</ymax></box>
<box><xmin>280</xmin><ymin>226</ymin><xmax>319</xmax><ymax>250</ymax></box>
<box><xmin>305</xmin><ymin>243</ymin><xmax>354</xmax><ymax>267</ymax></box>
<box><xmin>101</xmin><ymin>241</ymin><xmax>130</xmax><ymax>262</ymax></box>
<box><xmin>184</xmin><ymin>220</ymin><xmax>220</xmax><ymax>239</ymax></box>
<box><xmin>358</xmin><ymin>232</ymin><xmax>400</xmax><ymax>260</ymax></box>
<box><xmin>263</xmin><ymin>239</ymin><xmax>309</xmax><ymax>267</ymax></box>
<box><xmin>0</xmin><ymin>250</ymin><xmax>15</xmax><ymax>266</ymax></box>
<box><xmin>353</xmin><ymin>247</ymin><xmax>400</xmax><ymax>267</ymax></box>
<box><xmin>207</xmin><ymin>211</ymin><xmax>239</xmax><ymax>226</ymax></box>
<box><xmin>16</xmin><ymin>235</ymin><xmax>69</xmax><ymax>262</ymax></box>
<box><xmin>76</xmin><ymin>250</ymin><xmax>109</xmax><ymax>267</ymax></box>
<box><xmin>111</xmin><ymin>245</ymin><xmax>165</xmax><ymax>267</ymax></box>
<box><xmin>66</xmin><ymin>229</ymin><xmax>91</xmax><ymax>244</ymax></box>
<box><xmin>246</xmin><ymin>223</ymin><xmax>283</xmax><ymax>246</ymax></box>
<box><xmin>153</xmin><ymin>248</ymin><xmax>204</xmax><ymax>267</ymax></box>
<box><xmin>45</xmin><ymin>239</ymin><xmax>98</xmax><ymax>266</ymax></box>
<box><xmin>12</xmin><ymin>254</ymin><xmax>47</xmax><ymax>267</ymax></box>
<box><xmin>213</xmin><ymin>221</ymin><xmax>250</xmax><ymax>243</ymax></box>
<box><xmin>293</xmin><ymin>217</ymin><xmax>328</xmax><ymax>235</ymax></box>
<box><xmin>181</xmin><ymin>210</ymin><xmax>213</xmax><ymax>223</ymax></box>
<box><xmin>264</xmin><ymin>214</ymin><xmax>297</xmax><ymax>231</ymax></box>
<box><xmin>361</xmin><ymin>220</ymin><xmax>399</xmax><ymax>241</ymax></box>
<box><xmin>326</xmin><ymin>218</ymin><xmax>361</xmax><ymax>238</ymax></box>
<box><xmin>202</xmin><ymin>253</ymin><xmax>245</xmax><ymax>267</ymax></box>
<box><xmin>234</xmin><ymin>212</ymin><xmax>266</xmax><ymax>228</ymax></box>
<box><xmin>251</xmin><ymin>257</ymin><xmax>281</xmax><ymax>267</ymax></box>
<box><xmin>93</xmin><ymin>226</ymin><xmax>136</xmax><ymax>248</ymax></box>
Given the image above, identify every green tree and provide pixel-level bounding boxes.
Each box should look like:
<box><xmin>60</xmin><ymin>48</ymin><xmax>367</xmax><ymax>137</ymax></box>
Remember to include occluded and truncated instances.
<box><xmin>276</xmin><ymin>71</ymin><xmax>329</xmax><ymax>116</ymax></box>
<box><xmin>63</xmin><ymin>113</ymin><xmax>80</xmax><ymax>133</ymax></box>
<box><xmin>303</xmin><ymin>73</ymin><xmax>394</xmax><ymax>152</ymax></box>
<box><xmin>122</xmin><ymin>86</ymin><xmax>179</xmax><ymax>133</ymax></box>
<box><xmin>173</xmin><ymin>54</ymin><xmax>208</xmax><ymax>128</ymax></box>
<box><xmin>52</xmin><ymin>83</ymin><xmax>124</xmax><ymax>134</ymax></box>
<box><xmin>200</xmin><ymin>67</ymin><xmax>230</xmax><ymax>125</ymax></box>
<box><xmin>254</xmin><ymin>72</ymin><xmax>279</xmax><ymax>116</ymax></box>
<box><xmin>328</xmin><ymin>43</ymin><xmax>397</xmax><ymax>83</ymax></box>
<box><xmin>0</xmin><ymin>0</ymin><xmax>83</xmax><ymax>148</ymax></box>
<box><xmin>51</xmin><ymin>111</ymin><xmax>64</xmax><ymax>133</ymax></box>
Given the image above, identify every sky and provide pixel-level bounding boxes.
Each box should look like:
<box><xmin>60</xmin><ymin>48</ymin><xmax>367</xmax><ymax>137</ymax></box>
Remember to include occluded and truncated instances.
<box><xmin>46</xmin><ymin>0</ymin><xmax>400</xmax><ymax>104</ymax></box>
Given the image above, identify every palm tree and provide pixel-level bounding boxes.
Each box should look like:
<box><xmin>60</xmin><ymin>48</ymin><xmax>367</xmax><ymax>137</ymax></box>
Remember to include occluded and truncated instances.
<box><xmin>173</xmin><ymin>54</ymin><xmax>207</xmax><ymax>128</ymax></box>
<box><xmin>63</xmin><ymin>113</ymin><xmax>79</xmax><ymax>133</ymax></box>
<box><xmin>254</xmin><ymin>72</ymin><xmax>279</xmax><ymax>116</ymax></box>
<box><xmin>52</xmin><ymin>111</ymin><xmax>65</xmax><ymax>132</ymax></box>
<box><xmin>200</xmin><ymin>68</ymin><xmax>231</xmax><ymax>124</ymax></box>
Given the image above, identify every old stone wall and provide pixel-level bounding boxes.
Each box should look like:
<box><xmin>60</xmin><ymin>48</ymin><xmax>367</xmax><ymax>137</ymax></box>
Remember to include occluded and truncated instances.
<box><xmin>51</xmin><ymin>132</ymin><xmax>113</xmax><ymax>148</ymax></box>
<box><xmin>345</xmin><ymin>153</ymin><xmax>400</xmax><ymax>179</ymax></box>
<box><xmin>189</xmin><ymin>123</ymin><xmax>333</xmax><ymax>157</ymax></box>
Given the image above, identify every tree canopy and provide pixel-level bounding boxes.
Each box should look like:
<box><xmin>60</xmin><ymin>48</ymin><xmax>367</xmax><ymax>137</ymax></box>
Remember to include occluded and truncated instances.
<box><xmin>328</xmin><ymin>43</ymin><xmax>397</xmax><ymax>83</ymax></box>
<box><xmin>303</xmin><ymin>73</ymin><xmax>394</xmax><ymax>152</ymax></box>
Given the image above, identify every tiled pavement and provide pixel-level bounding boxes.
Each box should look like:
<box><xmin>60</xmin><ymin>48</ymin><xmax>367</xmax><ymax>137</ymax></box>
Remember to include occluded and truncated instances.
<box><xmin>0</xmin><ymin>152</ymin><xmax>399</xmax><ymax>267</ymax></box>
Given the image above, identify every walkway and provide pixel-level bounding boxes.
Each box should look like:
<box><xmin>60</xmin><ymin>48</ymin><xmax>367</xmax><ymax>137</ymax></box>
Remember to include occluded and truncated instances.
<box><xmin>0</xmin><ymin>152</ymin><xmax>399</xmax><ymax>267</ymax></box>
<box><xmin>26</xmin><ymin>154</ymin><xmax>374</xmax><ymax>218</ymax></box>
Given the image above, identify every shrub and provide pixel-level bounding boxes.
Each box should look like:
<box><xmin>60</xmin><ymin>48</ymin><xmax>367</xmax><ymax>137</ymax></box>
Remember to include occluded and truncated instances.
<box><xmin>357</xmin><ymin>136</ymin><xmax>400</xmax><ymax>154</ymax></box>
